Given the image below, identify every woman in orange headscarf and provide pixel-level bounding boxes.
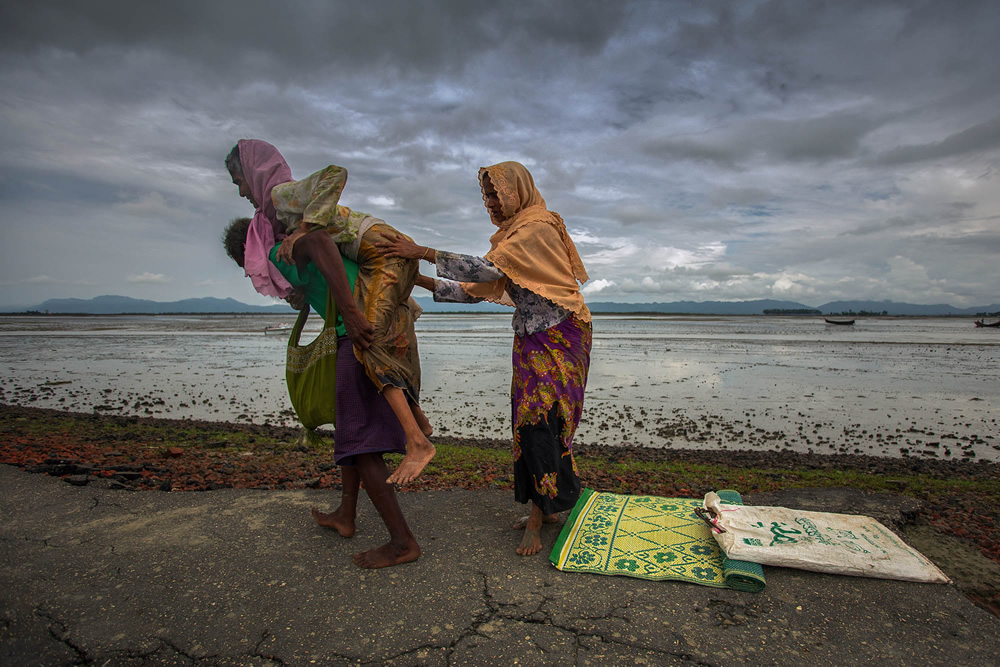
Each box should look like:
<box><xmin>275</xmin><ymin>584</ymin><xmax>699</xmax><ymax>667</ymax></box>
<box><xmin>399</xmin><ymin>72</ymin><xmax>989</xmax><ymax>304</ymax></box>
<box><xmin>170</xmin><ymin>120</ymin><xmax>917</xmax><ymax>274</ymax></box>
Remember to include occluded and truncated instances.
<box><xmin>379</xmin><ymin>161</ymin><xmax>591</xmax><ymax>556</ymax></box>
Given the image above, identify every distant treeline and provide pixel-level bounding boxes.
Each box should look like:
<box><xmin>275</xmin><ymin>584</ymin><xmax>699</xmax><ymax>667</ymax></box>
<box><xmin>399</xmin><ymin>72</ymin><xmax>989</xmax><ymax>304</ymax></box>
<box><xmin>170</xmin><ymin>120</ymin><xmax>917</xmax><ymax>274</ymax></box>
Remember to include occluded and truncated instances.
<box><xmin>829</xmin><ymin>310</ymin><xmax>890</xmax><ymax>316</ymax></box>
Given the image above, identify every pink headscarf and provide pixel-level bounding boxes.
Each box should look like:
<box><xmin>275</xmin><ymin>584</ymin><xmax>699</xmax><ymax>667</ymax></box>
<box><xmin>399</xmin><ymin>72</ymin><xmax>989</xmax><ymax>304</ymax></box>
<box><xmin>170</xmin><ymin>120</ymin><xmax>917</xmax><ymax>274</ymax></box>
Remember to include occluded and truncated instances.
<box><xmin>238</xmin><ymin>139</ymin><xmax>294</xmax><ymax>298</ymax></box>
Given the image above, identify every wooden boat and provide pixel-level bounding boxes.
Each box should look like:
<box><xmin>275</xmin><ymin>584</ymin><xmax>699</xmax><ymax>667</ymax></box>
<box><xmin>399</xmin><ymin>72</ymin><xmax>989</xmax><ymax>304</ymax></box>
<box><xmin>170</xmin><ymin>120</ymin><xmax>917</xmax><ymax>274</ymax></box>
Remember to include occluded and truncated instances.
<box><xmin>264</xmin><ymin>322</ymin><xmax>293</xmax><ymax>335</ymax></box>
<box><xmin>974</xmin><ymin>319</ymin><xmax>1000</xmax><ymax>328</ymax></box>
<box><xmin>824</xmin><ymin>318</ymin><xmax>855</xmax><ymax>325</ymax></box>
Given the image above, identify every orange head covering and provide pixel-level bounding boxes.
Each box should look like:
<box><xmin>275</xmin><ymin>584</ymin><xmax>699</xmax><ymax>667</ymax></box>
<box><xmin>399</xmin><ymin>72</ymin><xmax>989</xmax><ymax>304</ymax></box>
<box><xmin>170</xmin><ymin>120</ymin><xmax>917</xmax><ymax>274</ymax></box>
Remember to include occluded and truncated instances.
<box><xmin>461</xmin><ymin>161</ymin><xmax>590</xmax><ymax>321</ymax></box>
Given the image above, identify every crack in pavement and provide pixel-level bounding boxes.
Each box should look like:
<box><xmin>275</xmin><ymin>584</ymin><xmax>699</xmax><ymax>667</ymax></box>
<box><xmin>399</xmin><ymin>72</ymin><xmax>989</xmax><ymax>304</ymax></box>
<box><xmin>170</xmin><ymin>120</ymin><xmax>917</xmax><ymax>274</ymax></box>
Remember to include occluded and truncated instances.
<box><xmin>0</xmin><ymin>533</ymin><xmax>54</xmax><ymax>548</ymax></box>
<box><xmin>29</xmin><ymin>611</ymin><xmax>271</xmax><ymax>667</ymax></box>
<box><xmin>386</xmin><ymin>572</ymin><xmax>713</xmax><ymax>665</ymax></box>
<box><xmin>252</xmin><ymin>628</ymin><xmax>285</xmax><ymax>665</ymax></box>
<box><xmin>156</xmin><ymin>635</ymin><xmax>217</xmax><ymax>663</ymax></box>
<box><xmin>378</xmin><ymin>572</ymin><xmax>501</xmax><ymax>663</ymax></box>
<box><xmin>36</xmin><ymin>609</ymin><xmax>88</xmax><ymax>664</ymax></box>
<box><xmin>101</xmin><ymin>640</ymin><xmax>187</xmax><ymax>664</ymax></box>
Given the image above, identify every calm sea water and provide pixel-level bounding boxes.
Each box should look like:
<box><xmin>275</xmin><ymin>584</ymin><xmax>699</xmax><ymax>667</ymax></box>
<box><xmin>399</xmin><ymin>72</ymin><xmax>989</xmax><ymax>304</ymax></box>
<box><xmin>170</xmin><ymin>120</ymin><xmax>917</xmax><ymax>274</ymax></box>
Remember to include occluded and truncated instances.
<box><xmin>1</xmin><ymin>314</ymin><xmax>998</xmax><ymax>461</ymax></box>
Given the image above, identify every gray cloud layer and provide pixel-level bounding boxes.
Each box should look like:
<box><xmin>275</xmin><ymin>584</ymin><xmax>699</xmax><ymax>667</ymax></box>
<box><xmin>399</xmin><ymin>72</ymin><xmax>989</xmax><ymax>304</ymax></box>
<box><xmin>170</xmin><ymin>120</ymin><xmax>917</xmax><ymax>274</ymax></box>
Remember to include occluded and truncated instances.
<box><xmin>1</xmin><ymin>0</ymin><xmax>998</xmax><ymax>309</ymax></box>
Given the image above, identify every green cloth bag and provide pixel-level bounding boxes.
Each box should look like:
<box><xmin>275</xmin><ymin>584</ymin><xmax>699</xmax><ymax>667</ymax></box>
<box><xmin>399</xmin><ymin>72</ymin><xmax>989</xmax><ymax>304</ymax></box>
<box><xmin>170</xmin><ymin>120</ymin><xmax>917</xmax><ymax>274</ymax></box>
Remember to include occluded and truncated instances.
<box><xmin>285</xmin><ymin>288</ymin><xmax>338</xmax><ymax>430</ymax></box>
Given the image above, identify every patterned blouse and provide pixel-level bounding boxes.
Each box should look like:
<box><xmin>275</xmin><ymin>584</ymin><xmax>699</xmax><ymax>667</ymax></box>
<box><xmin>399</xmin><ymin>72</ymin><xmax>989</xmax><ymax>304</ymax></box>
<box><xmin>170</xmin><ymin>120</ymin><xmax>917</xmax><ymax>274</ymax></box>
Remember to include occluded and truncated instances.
<box><xmin>433</xmin><ymin>251</ymin><xmax>571</xmax><ymax>336</ymax></box>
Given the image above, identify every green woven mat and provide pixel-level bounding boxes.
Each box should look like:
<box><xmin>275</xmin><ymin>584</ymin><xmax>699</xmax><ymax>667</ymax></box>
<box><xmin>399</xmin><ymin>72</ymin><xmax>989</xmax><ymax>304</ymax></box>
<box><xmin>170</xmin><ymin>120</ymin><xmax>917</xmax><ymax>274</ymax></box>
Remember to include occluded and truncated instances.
<box><xmin>549</xmin><ymin>488</ymin><xmax>765</xmax><ymax>592</ymax></box>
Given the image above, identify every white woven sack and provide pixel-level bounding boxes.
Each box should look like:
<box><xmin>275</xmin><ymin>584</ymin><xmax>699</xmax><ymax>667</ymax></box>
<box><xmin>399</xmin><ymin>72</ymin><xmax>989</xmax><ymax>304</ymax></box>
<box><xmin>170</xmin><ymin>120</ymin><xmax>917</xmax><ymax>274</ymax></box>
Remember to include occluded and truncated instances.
<box><xmin>702</xmin><ymin>492</ymin><xmax>949</xmax><ymax>584</ymax></box>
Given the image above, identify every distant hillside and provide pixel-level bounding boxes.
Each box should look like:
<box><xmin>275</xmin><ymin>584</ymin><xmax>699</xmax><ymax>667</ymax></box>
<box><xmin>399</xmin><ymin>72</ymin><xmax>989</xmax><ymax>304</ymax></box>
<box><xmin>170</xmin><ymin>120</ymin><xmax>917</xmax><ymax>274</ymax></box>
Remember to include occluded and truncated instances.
<box><xmin>8</xmin><ymin>294</ymin><xmax>1000</xmax><ymax>316</ymax></box>
<box><xmin>585</xmin><ymin>299</ymin><xmax>1000</xmax><ymax>316</ymax></box>
<box><xmin>22</xmin><ymin>295</ymin><xmax>294</xmax><ymax>315</ymax></box>
<box><xmin>410</xmin><ymin>297</ymin><xmax>833</xmax><ymax>315</ymax></box>
<box><xmin>584</xmin><ymin>299</ymin><xmax>815</xmax><ymax>314</ymax></box>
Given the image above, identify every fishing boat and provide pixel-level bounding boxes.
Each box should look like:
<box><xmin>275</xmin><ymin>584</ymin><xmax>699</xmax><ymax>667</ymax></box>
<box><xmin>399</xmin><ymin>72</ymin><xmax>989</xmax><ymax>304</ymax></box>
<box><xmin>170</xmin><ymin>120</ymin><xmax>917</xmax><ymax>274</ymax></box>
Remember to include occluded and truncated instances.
<box><xmin>824</xmin><ymin>318</ymin><xmax>855</xmax><ymax>326</ymax></box>
<box><xmin>974</xmin><ymin>319</ymin><xmax>1000</xmax><ymax>328</ymax></box>
<box><xmin>264</xmin><ymin>322</ymin><xmax>293</xmax><ymax>335</ymax></box>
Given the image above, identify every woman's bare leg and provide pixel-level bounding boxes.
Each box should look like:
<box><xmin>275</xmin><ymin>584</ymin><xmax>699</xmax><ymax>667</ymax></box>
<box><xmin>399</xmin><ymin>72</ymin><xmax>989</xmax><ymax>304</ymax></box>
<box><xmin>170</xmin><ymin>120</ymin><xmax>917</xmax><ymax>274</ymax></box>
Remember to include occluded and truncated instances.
<box><xmin>352</xmin><ymin>453</ymin><xmax>421</xmax><ymax>568</ymax></box>
<box><xmin>312</xmin><ymin>465</ymin><xmax>359</xmax><ymax>538</ymax></box>
<box><xmin>412</xmin><ymin>402</ymin><xmax>433</xmax><ymax>437</ymax></box>
<box><xmin>512</xmin><ymin>511</ymin><xmax>560</xmax><ymax>530</ymax></box>
<box><xmin>382</xmin><ymin>386</ymin><xmax>436</xmax><ymax>485</ymax></box>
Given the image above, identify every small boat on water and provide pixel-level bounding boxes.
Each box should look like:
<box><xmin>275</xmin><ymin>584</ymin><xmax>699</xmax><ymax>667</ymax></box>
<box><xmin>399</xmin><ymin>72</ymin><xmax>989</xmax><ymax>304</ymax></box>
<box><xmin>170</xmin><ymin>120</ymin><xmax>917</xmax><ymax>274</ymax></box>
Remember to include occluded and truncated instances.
<box><xmin>264</xmin><ymin>322</ymin><xmax>293</xmax><ymax>335</ymax></box>
<box><xmin>974</xmin><ymin>319</ymin><xmax>1000</xmax><ymax>328</ymax></box>
<box><xmin>824</xmin><ymin>318</ymin><xmax>855</xmax><ymax>326</ymax></box>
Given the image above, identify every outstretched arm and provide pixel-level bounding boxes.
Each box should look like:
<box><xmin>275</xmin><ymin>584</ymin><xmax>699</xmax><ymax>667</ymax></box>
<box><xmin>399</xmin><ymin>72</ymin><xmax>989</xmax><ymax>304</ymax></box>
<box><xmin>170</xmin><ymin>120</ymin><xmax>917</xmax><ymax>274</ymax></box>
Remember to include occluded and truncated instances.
<box><xmin>293</xmin><ymin>231</ymin><xmax>374</xmax><ymax>349</ymax></box>
<box><xmin>415</xmin><ymin>274</ymin><xmax>436</xmax><ymax>292</ymax></box>
<box><xmin>376</xmin><ymin>231</ymin><xmax>437</xmax><ymax>264</ymax></box>
<box><xmin>376</xmin><ymin>229</ymin><xmax>504</xmax><ymax>284</ymax></box>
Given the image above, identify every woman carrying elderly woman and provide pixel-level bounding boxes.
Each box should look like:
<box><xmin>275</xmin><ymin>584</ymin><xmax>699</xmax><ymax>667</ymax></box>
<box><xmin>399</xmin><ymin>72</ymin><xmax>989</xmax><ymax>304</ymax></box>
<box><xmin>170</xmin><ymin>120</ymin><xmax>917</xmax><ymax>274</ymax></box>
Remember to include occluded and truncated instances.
<box><xmin>378</xmin><ymin>161</ymin><xmax>592</xmax><ymax>556</ymax></box>
<box><xmin>225</xmin><ymin>139</ymin><xmax>435</xmax><ymax>485</ymax></box>
<box><xmin>222</xmin><ymin>216</ymin><xmax>420</xmax><ymax>569</ymax></box>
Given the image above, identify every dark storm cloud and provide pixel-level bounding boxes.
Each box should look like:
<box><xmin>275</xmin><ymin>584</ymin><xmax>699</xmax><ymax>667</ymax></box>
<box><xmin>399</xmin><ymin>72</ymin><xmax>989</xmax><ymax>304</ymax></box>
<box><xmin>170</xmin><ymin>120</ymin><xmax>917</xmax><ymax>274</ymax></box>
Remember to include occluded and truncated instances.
<box><xmin>637</xmin><ymin>110</ymin><xmax>882</xmax><ymax>167</ymax></box>
<box><xmin>876</xmin><ymin>116</ymin><xmax>1000</xmax><ymax>166</ymax></box>
<box><xmin>1</xmin><ymin>0</ymin><xmax>999</xmax><ymax>309</ymax></box>
<box><xmin>0</xmin><ymin>1</ymin><xmax>626</xmax><ymax>81</ymax></box>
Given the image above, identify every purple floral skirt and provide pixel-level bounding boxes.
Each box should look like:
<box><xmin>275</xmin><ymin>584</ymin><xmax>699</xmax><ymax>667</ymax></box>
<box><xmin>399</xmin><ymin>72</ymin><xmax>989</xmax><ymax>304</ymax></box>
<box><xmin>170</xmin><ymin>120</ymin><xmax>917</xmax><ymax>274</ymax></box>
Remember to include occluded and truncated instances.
<box><xmin>510</xmin><ymin>316</ymin><xmax>591</xmax><ymax>514</ymax></box>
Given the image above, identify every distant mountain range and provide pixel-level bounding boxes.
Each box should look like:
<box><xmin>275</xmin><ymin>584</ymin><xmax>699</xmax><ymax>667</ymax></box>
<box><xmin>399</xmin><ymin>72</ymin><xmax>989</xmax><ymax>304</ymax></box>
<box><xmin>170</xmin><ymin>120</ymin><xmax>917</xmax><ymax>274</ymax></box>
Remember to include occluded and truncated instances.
<box><xmin>6</xmin><ymin>294</ymin><xmax>1000</xmax><ymax>317</ymax></box>
<box><xmin>13</xmin><ymin>295</ymin><xmax>294</xmax><ymax>315</ymax></box>
<box><xmin>581</xmin><ymin>299</ymin><xmax>1000</xmax><ymax>317</ymax></box>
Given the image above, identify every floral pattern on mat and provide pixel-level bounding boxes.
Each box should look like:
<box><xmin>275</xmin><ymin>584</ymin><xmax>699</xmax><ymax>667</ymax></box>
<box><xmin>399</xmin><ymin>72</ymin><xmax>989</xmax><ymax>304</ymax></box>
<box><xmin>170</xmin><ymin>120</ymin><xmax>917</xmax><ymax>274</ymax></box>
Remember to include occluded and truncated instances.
<box><xmin>550</xmin><ymin>489</ymin><xmax>766</xmax><ymax>592</ymax></box>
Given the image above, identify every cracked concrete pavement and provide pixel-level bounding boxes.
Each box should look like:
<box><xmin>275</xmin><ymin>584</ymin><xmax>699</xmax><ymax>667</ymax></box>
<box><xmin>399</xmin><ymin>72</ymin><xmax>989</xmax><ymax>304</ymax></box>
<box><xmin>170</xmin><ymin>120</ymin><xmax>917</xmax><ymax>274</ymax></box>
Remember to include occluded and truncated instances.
<box><xmin>2</xmin><ymin>464</ymin><xmax>998</xmax><ymax>665</ymax></box>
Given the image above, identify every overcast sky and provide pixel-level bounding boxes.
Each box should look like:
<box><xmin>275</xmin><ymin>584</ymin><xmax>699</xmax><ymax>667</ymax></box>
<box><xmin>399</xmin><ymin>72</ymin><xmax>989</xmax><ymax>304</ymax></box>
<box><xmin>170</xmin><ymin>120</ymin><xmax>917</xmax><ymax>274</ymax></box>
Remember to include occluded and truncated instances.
<box><xmin>2</xmin><ymin>0</ymin><xmax>999</xmax><ymax>310</ymax></box>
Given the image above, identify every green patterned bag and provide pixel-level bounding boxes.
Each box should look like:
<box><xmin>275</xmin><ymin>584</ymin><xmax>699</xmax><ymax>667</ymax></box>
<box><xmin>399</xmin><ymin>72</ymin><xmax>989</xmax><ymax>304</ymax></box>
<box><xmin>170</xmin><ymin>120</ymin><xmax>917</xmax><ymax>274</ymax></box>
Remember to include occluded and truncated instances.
<box><xmin>285</xmin><ymin>289</ymin><xmax>338</xmax><ymax>430</ymax></box>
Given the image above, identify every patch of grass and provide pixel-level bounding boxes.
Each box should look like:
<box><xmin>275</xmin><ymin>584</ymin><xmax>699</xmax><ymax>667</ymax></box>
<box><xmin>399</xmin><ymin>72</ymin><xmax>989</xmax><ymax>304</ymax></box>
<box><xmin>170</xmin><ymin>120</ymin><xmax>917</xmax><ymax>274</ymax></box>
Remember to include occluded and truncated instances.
<box><xmin>384</xmin><ymin>444</ymin><xmax>514</xmax><ymax>488</ymax></box>
<box><xmin>3</xmin><ymin>405</ymin><xmax>996</xmax><ymax>502</ymax></box>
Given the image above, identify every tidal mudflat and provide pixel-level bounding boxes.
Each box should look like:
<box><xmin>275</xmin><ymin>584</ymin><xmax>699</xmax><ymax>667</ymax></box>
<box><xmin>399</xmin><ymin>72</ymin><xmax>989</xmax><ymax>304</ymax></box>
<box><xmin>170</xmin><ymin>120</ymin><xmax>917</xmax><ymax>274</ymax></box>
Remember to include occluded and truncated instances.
<box><xmin>1</xmin><ymin>313</ymin><xmax>997</xmax><ymax>461</ymax></box>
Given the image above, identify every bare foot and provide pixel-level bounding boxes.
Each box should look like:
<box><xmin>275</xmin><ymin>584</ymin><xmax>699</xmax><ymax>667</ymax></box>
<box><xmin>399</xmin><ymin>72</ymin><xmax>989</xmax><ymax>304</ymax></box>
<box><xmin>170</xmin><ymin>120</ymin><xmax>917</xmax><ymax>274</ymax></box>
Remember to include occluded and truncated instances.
<box><xmin>516</xmin><ymin>525</ymin><xmax>544</xmax><ymax>556</ymax></box>
<box><xmin>512</xmin><ymin>513</ymin><xmax>560</xmax><ymax>530</ymax></box>
<box><xmin>386</xmin><ymin>436</ymin><xmax>436</xmax><ymax>485</ymax></box>
<box><xmin>353</xmin><ymin>540</ymin><xmax>421</xmax><ymax>569</ymax></box>
<box><xmin>311</xmin><ymin>506</ymin><xmax>355</xmax><ymax>538</ymax></box>
<box><xmin>516</xmin><ymin>506</ymin><xmax>548</xmax><ymax>556</ymax></box>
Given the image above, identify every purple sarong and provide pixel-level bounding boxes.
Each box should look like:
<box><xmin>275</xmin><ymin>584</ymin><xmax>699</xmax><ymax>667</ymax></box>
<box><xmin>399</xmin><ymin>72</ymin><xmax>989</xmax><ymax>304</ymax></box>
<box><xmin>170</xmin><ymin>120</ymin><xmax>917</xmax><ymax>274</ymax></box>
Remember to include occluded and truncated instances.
<box><xmin>334</xmin><ymin>337</ymin><xmax>406</xmax><ymax>466</ymax></box>
<box><xmin>511</xmin><ymin>316</ymin><xmax>591</xmax><ymax>514</ymax></box>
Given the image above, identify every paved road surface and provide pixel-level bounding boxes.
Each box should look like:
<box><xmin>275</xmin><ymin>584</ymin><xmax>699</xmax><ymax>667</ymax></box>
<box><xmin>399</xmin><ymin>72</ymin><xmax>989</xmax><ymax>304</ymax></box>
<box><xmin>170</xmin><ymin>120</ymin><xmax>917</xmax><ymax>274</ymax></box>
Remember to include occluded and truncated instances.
<box><xmin>2</xmin><ymin>465</ymin><xmax>997</xmax><ymax>665</ymax></box>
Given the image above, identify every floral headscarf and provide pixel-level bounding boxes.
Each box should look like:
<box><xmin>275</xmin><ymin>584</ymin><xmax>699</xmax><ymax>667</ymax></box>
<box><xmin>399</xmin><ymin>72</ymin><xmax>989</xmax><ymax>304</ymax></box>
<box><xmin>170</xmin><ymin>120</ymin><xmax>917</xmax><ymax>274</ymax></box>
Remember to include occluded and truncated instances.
<box><xmin>462</xmin><ymin>161</ymin><xmax>590</xmax><ymax>320</ymax></box>
<box><xmin>237</xmin><ymin>139</ymin><xmax>294</xmax><ymax>299</ymax></box>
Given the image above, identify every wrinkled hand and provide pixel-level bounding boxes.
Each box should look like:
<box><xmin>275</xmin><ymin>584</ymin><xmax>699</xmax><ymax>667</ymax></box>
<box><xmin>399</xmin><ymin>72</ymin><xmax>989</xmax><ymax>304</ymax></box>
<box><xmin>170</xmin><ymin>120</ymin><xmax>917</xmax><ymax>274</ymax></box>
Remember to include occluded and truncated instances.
<box><xmin>276</xmin><ymin>227</ymin><xmax>311</xmax><ymax>264</ymax></box>
<box><xmin>286</xmin><ymin>288</ymin><xmax>308</xmax><ymax>311</ymax></box>
<box><xmin>376</xmin><ymin>231</ymin><xmax>425</xmax><ymax>260</ymax></box>
<box><xmin>341</xmin><ymin>306</ymin><xmax>375</xmax><ymax>350</ymax></box>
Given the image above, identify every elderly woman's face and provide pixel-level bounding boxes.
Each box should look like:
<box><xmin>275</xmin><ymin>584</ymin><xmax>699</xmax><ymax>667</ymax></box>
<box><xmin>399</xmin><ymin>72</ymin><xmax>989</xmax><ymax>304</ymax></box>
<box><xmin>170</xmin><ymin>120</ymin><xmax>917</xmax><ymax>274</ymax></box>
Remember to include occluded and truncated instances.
<box><xmin>231</xmin><ymin>171</ymin><xmax>259</xmax><ymax>209</ymax></box>
<box><xmin>481</xmin><ymin>173</ymin><xmax>503</xmax><ymax>222</ymax></box>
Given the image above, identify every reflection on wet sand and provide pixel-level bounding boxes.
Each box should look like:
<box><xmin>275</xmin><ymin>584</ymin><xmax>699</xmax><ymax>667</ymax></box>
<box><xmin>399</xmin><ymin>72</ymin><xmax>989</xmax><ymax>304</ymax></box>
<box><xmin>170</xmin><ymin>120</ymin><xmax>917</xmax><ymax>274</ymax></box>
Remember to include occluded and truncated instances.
<box><xmin>1</xmin><ymin>314</ymin><xmax>997</xmax><ymax>461</ymax></box>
